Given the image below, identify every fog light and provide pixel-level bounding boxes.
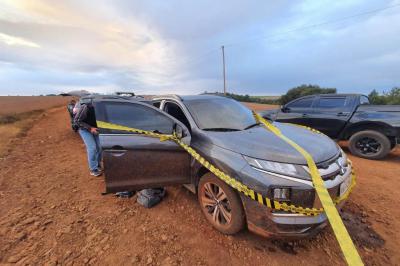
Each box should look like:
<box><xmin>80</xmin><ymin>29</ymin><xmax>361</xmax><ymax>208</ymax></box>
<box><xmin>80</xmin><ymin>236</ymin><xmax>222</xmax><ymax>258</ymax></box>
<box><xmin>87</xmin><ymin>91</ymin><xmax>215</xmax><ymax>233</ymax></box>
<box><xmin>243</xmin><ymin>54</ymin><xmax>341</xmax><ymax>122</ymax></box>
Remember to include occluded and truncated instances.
<box><xmin>273</xmin><ymin>188</ymin><xmax>290</xmax><ymax>201</ymax></box>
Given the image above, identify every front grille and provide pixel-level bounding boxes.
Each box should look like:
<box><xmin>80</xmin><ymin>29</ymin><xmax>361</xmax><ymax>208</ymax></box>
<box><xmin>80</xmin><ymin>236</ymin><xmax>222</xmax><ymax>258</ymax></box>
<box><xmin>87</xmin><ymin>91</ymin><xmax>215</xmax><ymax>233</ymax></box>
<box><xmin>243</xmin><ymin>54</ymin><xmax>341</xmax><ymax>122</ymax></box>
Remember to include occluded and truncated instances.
<box><xmin>312</xmin><ymin>184</ymin><xmax>340</xmax><ymax>209</ymax></box>
<box><xmin>328</xmin><ymin>185</ymin><xmax>339</xmax><ymax>198</ymax></box>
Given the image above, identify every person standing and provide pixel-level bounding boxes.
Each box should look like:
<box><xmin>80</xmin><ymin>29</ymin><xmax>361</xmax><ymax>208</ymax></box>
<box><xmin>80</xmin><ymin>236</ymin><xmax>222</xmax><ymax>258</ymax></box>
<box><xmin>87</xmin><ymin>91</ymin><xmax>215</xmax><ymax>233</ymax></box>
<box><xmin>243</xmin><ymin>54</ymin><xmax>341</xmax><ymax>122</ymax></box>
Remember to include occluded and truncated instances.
<box><xmin>73</xmin><ymin>101</ymin><xmax>102</xmax><ymax>176</ymax></box>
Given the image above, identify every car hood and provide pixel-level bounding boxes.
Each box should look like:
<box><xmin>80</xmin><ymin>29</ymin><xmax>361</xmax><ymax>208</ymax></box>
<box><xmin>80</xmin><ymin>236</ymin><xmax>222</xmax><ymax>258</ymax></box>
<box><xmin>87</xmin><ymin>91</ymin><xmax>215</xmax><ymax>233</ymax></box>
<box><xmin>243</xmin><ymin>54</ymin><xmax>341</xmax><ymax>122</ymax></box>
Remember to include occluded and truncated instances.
<box><xmin>204</xmin><ymin>123</ymin><xmax>339</xmax><ymax>165</ymax></box>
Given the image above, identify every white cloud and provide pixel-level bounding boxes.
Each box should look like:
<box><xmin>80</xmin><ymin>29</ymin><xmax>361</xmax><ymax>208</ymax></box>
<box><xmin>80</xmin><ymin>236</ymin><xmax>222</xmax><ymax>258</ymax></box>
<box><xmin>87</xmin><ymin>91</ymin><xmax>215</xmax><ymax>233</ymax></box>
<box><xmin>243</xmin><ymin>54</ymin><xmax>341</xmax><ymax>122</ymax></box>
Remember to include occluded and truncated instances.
<box><xmin>0</xmin><ymin>0</ymin><xmax>399</xmax><ymax>95</ymax></box>
<box><xmin>0</xmin><ymin>32</ymin><xmax>39</xmax><ymax>48</ymax></box>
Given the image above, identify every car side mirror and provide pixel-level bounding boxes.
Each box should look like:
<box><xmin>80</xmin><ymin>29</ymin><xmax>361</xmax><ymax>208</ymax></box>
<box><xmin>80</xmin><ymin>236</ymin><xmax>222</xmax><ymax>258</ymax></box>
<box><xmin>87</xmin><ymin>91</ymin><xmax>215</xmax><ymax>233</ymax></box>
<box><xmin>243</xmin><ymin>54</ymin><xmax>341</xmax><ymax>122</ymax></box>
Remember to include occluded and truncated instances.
<box><xmin>281</xmin><ymin>106</ymin><xmax>290</xmax><ymax>113</ymax></box>
<box><xmin>173</xmin><ymin>123</ymin><xmax>185</xmax><ymax>139</ymax></box>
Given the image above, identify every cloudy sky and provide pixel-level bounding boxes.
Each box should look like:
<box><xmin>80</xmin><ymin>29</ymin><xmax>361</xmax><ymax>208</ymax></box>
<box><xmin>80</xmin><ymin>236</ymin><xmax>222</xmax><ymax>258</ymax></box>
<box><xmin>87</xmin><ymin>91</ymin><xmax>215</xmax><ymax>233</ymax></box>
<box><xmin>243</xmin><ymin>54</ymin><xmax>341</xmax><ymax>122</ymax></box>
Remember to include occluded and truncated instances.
<box><xmin>0</xmin><ymin>0</ymin><xmax>399</xmax><ymax>96</ymax></box>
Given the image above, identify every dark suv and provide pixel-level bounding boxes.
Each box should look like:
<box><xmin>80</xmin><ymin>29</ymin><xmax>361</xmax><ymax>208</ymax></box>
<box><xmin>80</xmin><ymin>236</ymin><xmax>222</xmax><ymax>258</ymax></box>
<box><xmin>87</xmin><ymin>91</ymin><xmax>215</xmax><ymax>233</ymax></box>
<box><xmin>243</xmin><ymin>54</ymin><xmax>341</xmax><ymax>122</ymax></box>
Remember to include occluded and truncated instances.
<box><xmin>91</xmin><ymin>94</ymin><xmax>353</xmax><ymax>238</ymax></box>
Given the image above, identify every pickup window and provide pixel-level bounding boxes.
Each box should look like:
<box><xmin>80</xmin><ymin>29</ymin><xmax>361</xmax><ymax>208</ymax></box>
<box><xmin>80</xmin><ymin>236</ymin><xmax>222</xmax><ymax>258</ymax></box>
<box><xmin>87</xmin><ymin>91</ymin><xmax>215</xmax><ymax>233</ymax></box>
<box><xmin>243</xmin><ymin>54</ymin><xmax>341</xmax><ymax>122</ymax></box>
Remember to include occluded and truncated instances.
<box><xmin>316</xmin><ymin>97</ymin><xmax>347</xmax><ymax>109</ymax></box>
<box><xmin>103</xmin><ymin>102</ymin><xmax>174</xmax><ymax>134</ymax></box>
<box><xmin>287</xmin><ymin>97</ymin><xmax>314</xmax><ymax>108</ymax></box>
<box><xmin>360</xmin><ymin>95</ymin><xmax>370</xmax><ymax>105</ymax></box>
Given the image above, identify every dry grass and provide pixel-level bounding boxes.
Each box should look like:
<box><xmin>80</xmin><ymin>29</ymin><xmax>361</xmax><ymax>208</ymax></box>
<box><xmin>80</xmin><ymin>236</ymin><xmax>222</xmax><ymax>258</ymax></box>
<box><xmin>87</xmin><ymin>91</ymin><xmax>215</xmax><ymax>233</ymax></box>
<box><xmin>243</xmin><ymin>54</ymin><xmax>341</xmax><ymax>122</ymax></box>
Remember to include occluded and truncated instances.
<box><xmin>0</xmin><ymin>96</ymin><xmax>71</xmax><ymax>157</ymax></box>
<box><xmin>0</xmin><ymin>96</ymin><xmax>71</xmax><ymax>115</ymax></box>
<box><xmin>0</xmin><ymin>110</ymin><xmax>46</xmax><ymax>157</ymax></box>
<box><xmin>0</xmin><ymin>109</ymin><xmax>44</xmax><ymax>125</ymax></box>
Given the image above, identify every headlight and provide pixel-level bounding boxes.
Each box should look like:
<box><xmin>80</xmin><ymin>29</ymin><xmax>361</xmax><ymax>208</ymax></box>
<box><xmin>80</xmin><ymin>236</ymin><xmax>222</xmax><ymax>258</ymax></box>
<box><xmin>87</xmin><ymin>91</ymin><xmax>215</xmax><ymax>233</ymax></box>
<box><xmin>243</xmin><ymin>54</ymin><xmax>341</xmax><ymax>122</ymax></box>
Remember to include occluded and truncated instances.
<box><xmin>243</xmin><ymin>155</ymin><xmax>310</xmax><ymax>180</ymax></box>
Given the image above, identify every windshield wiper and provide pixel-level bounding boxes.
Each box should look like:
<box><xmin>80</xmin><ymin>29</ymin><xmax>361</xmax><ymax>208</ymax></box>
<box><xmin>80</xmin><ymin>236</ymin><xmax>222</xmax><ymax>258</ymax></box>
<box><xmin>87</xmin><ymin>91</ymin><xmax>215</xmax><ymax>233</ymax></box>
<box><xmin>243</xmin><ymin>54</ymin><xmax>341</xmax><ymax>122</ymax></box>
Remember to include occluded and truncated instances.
<box><xmin>202</xmin><ymin>128</ymin><xmax>241</xmax><ymax>132</ymax></box>
<box><xmin>244</xmin><ymin>123</ymin><xmax>260</xmax><ymax>130</ymax></box>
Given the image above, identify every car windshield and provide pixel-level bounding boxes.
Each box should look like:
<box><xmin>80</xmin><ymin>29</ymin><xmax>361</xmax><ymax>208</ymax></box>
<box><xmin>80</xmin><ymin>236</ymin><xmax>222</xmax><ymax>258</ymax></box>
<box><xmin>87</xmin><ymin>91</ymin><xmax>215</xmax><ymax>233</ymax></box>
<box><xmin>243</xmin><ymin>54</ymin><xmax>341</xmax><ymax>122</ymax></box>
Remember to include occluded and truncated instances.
<box><xmin>184</xmin><ymin>97</ymin><xmax>257</xmax><ymax>131</ymax></box>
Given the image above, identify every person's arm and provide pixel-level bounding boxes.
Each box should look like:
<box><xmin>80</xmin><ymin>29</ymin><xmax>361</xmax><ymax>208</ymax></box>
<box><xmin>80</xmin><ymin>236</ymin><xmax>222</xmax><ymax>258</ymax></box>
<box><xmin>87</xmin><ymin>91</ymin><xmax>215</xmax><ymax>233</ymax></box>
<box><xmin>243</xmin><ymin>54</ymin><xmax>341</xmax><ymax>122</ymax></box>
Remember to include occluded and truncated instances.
<box><xmin>73</xmin><ymin>102</ymin><xmax>80</xmax><ymax>115</ymax></box>
<box><xmin>74</xmin><ymin>104</ymin><xmax>92</xmax><ymax>131</ymax></box>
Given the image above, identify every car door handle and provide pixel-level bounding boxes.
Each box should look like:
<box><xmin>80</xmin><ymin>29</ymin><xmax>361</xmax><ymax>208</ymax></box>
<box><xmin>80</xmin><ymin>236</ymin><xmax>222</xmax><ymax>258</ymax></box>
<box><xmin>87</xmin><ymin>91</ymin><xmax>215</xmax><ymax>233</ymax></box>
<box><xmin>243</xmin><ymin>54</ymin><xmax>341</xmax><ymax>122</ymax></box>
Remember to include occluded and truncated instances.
<box><xmin>302</xmin><ymin>114</ymin><xmax>308</xmax><ymax>117</ymax></box>
<box><xmin>109</xmin><ymin>145</ymin><xmax>127</xmax><ymax>156</ymax></box>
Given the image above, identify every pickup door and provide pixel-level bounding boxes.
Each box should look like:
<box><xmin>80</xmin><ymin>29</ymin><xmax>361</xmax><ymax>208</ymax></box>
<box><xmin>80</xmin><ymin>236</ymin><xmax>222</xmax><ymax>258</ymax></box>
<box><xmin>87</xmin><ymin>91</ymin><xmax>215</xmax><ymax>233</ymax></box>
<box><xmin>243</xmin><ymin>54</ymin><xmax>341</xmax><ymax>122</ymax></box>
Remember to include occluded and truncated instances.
<box><xmin>94</xmin><ymin>101</ymin><xmax>191</xmax><ymax>193</ymax></box>
<box><xmin>310</xmin><ymin>96</ymin><xmax>353</xmax><ymax>138</ymax></box>
<box><xmin>276</xmin><ymin>95</ymin><xmax>354</xmax><ymax>138</ymax></box>
<box><xmin>275</xmin><ymin>96</ymin><xmax>317</xmax><ymax>127</ymax></box>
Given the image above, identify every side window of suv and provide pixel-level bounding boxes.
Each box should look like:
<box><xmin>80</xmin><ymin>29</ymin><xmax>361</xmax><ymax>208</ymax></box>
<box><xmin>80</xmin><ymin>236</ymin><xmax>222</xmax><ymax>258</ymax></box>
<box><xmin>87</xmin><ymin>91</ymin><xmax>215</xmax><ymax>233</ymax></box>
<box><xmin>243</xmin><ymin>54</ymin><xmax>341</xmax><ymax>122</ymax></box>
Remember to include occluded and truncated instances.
<box><xmin>163</xmin><ymin>102</ymin><xmax>191</xmax><ymax>131</ymax></box>
<box><xmin>316</xmin><ymin>97</ymin><xmax>347</xmax><ymax>109</ymax></box>
<box><xmin>287</xmin><ymin>97</ymin><xmax>314</xmax><ymax>108</ymax></box>
<box><xmin>103</xmin><ymin>102</ymin><xmax>174</xmax><ymax>134</ymax></box>
<box><xmin>152</xmin><ymin>101</ymin><xmax>161</xmax><ymax>108</ymax></box>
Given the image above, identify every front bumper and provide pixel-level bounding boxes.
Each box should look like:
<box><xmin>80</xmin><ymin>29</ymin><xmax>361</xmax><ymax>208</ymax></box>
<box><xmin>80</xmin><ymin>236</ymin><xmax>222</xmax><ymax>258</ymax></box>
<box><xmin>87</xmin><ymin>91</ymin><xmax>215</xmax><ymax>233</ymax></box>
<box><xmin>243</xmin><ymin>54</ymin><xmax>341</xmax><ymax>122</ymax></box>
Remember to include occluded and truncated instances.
<box><xmin>242</xmin><ymin>162</ymin><xmax>352</xmax><ymax>239</ymax></box>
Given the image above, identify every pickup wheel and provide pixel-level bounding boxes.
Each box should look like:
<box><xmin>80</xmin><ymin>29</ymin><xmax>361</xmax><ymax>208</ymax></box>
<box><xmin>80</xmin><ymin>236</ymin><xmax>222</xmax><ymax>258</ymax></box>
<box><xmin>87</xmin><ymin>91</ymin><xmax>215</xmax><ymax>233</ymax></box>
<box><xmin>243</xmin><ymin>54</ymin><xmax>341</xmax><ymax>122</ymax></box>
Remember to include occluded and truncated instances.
<box><xmin>349</xmin><ymin>130</ymin><xmax>391</xmax><ymax>160</ymax></box>
<box><xmin>197</xmin><ymin>173</ymin><xmax>245</xmax><ymax>235</ymax></box>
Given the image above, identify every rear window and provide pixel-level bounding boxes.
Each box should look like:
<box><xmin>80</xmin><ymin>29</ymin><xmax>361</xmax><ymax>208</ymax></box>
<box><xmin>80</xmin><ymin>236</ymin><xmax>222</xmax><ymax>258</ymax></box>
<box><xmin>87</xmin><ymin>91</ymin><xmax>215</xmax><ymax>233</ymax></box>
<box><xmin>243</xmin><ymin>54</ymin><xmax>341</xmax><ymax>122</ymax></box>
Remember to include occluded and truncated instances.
<box><xmin>316</xmin><ymin>97</ymin><xmax>347</xmax><ymax>109</ymax></box>
<box><xmin>103</xmin><ymin>102</ymin><xmax>173</xmax><ymax>134</ymax></box>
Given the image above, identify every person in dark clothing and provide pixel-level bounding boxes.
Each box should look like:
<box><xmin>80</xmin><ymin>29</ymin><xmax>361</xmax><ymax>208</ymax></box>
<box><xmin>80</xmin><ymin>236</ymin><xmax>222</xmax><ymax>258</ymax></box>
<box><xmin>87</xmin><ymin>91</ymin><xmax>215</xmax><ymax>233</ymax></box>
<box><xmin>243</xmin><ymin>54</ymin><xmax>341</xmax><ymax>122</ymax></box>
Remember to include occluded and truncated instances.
<box><xmin>74</xmin><ymin>102</ymin><xmax>102</xmax><ymax>176</ymax></box>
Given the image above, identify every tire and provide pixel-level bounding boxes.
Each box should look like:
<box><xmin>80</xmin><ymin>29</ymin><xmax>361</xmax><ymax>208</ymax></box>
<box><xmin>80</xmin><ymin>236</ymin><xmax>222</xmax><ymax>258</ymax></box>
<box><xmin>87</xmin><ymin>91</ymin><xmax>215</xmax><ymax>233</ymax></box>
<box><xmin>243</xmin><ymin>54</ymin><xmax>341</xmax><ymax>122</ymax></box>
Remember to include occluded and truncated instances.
<box><xmin>390</xmin><ymin>138</ymin><xmax>397</xmax><ymax>150</ymax></box>
<box><xmin>197</xmin><ymin>173</ymin><xmax>245</xmax><ymax>235</ymax></box>
<box><xmin>348</xmin><ymin>130</ymin><xmax>391</xmax><ymax>160</ymax></box>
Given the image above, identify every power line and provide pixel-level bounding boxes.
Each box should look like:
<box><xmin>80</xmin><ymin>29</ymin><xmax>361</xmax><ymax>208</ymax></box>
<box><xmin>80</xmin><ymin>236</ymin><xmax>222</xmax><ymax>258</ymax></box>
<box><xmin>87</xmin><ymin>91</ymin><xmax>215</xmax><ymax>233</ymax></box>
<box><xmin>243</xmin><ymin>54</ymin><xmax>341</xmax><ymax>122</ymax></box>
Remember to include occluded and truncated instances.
<box><xmin>223</xmin><ymin>3</ymin><xmax>400</xmax><ymax>48</ymax></box>
<box><xmin>128</xmin><ymin>3</ymin><xmax>400</xmax><ymax>83</ymax></box>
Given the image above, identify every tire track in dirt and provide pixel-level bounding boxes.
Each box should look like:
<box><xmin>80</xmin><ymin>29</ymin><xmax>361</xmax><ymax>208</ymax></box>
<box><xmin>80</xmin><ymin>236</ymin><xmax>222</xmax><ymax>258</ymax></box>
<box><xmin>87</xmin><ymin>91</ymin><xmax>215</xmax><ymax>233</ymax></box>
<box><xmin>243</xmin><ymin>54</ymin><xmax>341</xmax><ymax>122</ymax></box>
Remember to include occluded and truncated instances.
<box><xmin>0</xmin><ymin>106</ymin><xmax>398</xmax><ymax>265</ymax></box>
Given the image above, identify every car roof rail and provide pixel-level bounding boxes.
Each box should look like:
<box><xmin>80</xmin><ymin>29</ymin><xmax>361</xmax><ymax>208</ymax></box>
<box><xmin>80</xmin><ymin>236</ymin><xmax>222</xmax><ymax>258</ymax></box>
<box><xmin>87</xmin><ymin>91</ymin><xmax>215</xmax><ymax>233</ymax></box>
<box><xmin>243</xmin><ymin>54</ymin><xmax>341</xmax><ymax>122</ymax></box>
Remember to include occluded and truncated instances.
<box><xmin>152</xmin><ymin>94</ymin><xmax>182</xmax><ymax>101</ymax></box>
<box><xmin>115</xmin><ymin>92</ymin><xmax>135</xmax><ymax>97</ymax></box>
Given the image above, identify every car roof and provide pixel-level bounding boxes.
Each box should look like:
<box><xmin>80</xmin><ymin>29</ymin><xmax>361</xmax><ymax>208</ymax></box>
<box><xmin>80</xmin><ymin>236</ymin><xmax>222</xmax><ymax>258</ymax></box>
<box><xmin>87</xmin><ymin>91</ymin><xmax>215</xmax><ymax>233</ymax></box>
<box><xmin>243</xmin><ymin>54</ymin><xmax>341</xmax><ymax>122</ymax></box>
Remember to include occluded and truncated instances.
<box><xmin>299</xmin><ymin>93</ymin><xmax>362</xmax><ymax>98</ymax></box>
<box><xmin>80</xmin><ymin>94</ymin><xmax>144</xmax><ymax>100</ymax></box>
<box><xmin>152</xmin><ymin>94</ymin><xmax>228</xmax><ymax>102</ymax></box>
<box><xmin>80</xmin><ymin>94</ymin><xmax>148</xmax><ymax>104</ymax></box>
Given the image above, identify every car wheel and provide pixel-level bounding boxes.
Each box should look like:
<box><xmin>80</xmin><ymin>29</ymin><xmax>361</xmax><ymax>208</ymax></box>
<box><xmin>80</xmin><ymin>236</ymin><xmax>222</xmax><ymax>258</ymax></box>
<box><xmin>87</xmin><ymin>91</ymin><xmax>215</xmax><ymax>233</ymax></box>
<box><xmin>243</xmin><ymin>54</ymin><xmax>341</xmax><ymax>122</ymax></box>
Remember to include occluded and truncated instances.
<box><xmin>197</xmin><ymin>173</ymin><xmax>245</xmax><ymax>235</ymax></box>
<box><xmin>390</xmin><ymin>137</ymin><xmax>397</xmax><ymax>150</ymax></box>
<box><xmin>349</xmin><ymin>130</ymin><xmax>391</xmax><ymax>160</ymax></box>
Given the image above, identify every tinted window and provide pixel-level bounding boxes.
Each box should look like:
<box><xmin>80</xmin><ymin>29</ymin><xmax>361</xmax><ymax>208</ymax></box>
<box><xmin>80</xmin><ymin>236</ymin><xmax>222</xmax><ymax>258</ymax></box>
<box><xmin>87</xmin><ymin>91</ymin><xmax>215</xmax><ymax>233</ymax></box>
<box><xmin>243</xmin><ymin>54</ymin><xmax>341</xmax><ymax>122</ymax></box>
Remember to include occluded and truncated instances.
<box><xmin>360</xmin><ymin>96</ymin><xmax>370</xmax><ymax>105</ymax></box>
<box><xmin>164</xmin><ymin>102</ymin><xmax>191</xmax><ymax>130</ymax></box>
<box><xmin>152</xmin><ymin>101</ymin><xmax>161</xmax><ymax>108</ymax></box>
<box><xmin>184</xmin><ymin>98</ymin><xmax>256</xmax><ymax>131</ymax></box>
<box><xmin>287</xmin><ymin>97</ymin><xmax>313</xmax><ymax>108</ymax></box>
<box><xmin>316</xmin><ymin>97</ymin><xmax>347</xmax><ymax>109</ymax></box>
<box><xmin>103</xmin><ymin>102</ymin><xmax>173</xmax><ymax>134</ymax></box>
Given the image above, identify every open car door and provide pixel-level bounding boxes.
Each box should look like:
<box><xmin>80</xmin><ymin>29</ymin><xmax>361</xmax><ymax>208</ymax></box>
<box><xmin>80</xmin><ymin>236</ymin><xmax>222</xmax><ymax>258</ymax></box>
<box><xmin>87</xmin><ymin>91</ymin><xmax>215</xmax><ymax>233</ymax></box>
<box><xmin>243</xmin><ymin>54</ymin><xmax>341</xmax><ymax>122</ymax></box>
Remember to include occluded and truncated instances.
<box><xmin>94</xmin><ymin>100</ymin><xmax>191</xmax><ymax>193</ymax></box>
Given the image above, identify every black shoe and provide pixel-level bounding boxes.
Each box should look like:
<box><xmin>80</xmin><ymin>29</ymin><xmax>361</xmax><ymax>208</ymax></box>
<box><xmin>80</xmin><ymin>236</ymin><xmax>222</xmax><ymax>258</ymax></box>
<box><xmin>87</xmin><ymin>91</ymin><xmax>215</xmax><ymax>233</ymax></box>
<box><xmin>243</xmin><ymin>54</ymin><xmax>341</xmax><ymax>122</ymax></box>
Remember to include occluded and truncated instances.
<box><xmin>90</xmin><ymin>169</ymin><xmax>102</xmax><ymax>177</ymax></box>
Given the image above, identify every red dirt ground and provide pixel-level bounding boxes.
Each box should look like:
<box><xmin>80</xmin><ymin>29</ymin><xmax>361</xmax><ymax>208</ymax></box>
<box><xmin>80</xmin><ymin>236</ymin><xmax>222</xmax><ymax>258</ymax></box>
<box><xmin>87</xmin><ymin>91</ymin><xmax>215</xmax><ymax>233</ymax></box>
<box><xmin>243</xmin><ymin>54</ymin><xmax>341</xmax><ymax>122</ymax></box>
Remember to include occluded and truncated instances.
<box><xmin>0</xmin><ymin>105</ymin><xmax>399</xmax><ymax>265</ymax></box>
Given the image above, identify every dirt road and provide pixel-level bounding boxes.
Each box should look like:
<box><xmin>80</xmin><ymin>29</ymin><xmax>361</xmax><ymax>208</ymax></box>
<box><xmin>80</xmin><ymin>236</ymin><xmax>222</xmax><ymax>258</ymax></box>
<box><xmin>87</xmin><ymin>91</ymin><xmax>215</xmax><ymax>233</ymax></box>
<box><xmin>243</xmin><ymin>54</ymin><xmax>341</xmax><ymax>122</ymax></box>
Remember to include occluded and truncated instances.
<box><xmin>0</xmin><ymin>106</ymin><xmax>399</xmax><ymax>265</ymax></box>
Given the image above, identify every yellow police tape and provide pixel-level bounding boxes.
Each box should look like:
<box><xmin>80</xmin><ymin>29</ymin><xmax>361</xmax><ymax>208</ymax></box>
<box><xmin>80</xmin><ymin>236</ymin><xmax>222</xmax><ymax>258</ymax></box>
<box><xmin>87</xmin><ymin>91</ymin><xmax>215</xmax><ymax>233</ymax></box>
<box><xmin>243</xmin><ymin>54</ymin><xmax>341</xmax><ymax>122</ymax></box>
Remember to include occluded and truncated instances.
<box><xmin>253</xmin><ymin>113</ymin><xmax>363</xmax><ymax>266</ymax></box>
<box><xmin>97</xmin><ymin>115</ymin><xmax>363</xmax><ymax>266</ymax></box>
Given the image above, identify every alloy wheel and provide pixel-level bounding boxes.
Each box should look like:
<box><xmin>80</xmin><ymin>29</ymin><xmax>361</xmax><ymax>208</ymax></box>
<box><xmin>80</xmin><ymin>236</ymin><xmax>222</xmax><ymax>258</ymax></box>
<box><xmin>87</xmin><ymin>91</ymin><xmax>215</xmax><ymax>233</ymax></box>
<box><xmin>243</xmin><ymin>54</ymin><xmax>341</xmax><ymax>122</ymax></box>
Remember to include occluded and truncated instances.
<box><xmin>200</xmin><ymin>182</ymin><xmax>232</xmax><ymax>226</ymax></box>
<box><xmin>355</xmin><ymin>137</ymin><xmax>382</xmax><ymax>155</ymax></box>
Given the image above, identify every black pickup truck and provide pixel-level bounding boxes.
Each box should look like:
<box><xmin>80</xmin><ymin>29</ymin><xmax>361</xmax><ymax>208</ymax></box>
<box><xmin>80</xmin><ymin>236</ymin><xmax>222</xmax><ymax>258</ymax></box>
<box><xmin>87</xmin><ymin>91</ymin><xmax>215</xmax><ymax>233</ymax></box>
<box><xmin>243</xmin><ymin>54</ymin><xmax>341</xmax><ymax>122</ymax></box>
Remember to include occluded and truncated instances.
<box><xmin>260</xmin><ymin>94</ymin><xmax>400</xmax><ymax>160</ymax></box>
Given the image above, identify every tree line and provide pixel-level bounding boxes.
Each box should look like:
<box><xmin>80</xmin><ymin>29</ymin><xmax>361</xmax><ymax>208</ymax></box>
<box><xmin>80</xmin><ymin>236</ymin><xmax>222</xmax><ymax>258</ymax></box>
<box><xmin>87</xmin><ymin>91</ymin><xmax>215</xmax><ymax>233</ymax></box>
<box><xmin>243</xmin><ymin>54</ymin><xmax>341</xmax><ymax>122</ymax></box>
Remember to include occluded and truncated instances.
<box><xmin>208</xmin><ymin>85</ymin><xmax>400</xmax><ymax>105</ymax></box>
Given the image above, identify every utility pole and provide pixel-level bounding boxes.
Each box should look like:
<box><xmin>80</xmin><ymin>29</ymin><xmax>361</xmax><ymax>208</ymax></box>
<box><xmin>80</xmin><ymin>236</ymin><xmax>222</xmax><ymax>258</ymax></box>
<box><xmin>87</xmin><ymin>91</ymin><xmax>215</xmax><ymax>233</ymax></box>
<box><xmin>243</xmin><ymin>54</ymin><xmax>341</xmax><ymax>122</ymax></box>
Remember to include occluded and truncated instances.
<box><xmin>221</xmin><ymin>45</ymin><xmax>226</xmax><ymax>95</ymax></box>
